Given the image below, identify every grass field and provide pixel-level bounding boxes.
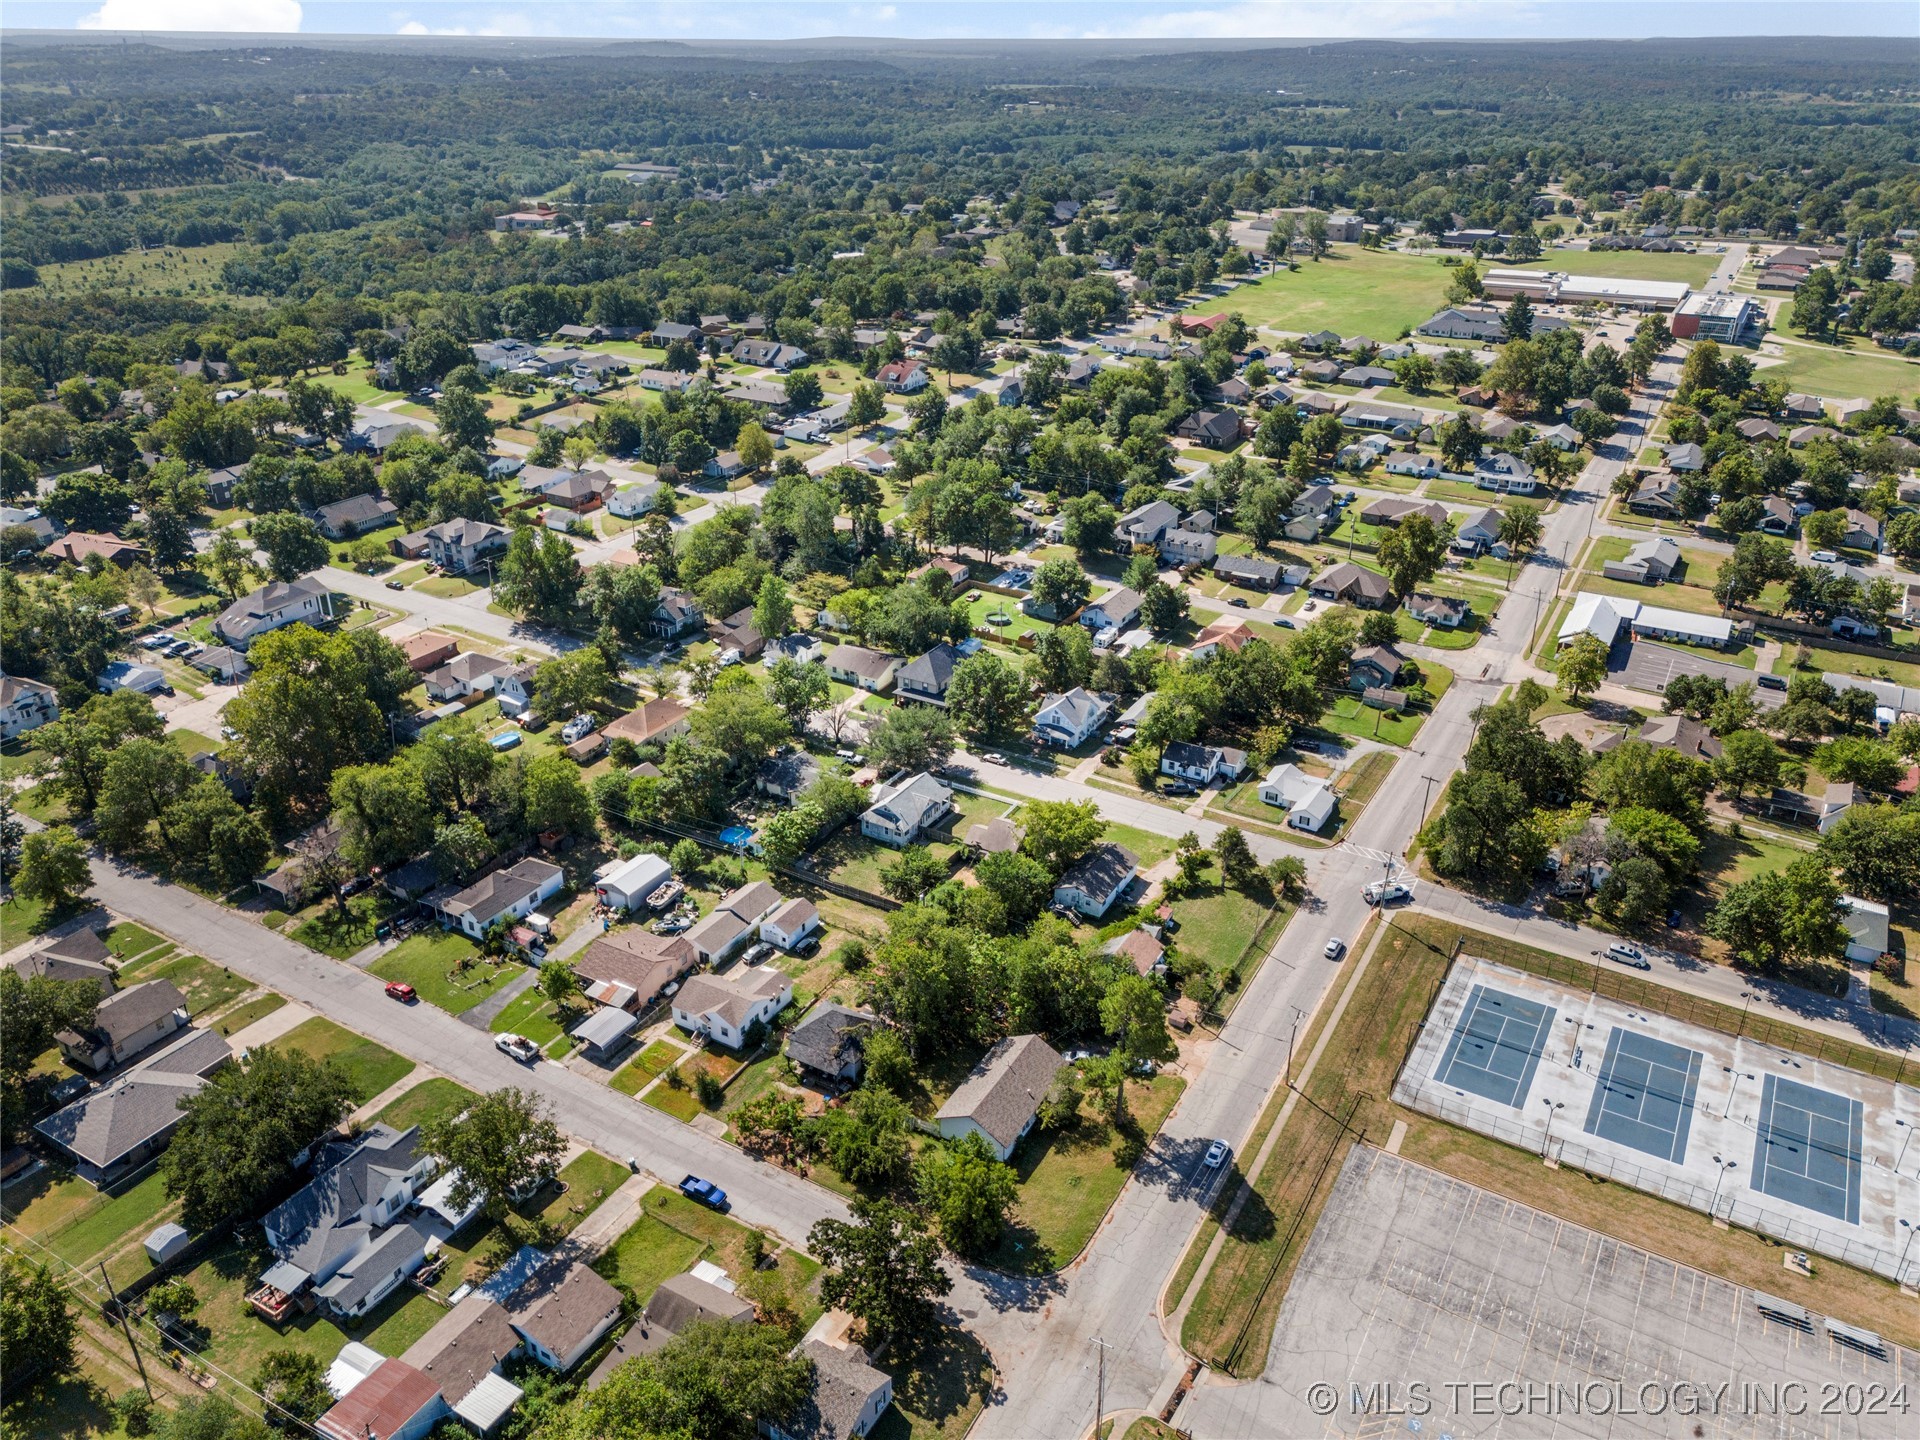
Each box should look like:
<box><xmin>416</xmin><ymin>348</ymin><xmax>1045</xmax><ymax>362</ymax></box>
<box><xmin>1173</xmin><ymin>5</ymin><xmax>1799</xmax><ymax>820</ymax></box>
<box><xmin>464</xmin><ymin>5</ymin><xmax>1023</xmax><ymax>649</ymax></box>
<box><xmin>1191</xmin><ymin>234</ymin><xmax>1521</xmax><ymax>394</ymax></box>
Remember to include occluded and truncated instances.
<box><xmin>375</xmin><ymin>1077</ymin><xmax>481</xmax><ymax>1131</ymax></box>
<box><xmin>1191</xmin><ymin>248</ymin><xmax>1456</xmax><ymax>339</ymax></box>
<box><xmin>1757</xmin><ymin>336</ymin><xmax>1920</xmax><ymax>403</ymax></box>
<box><xmin>270</xmin><ymin>1016</ymin><xmax>414</xmax><ymax>1101</ymax></box>
<box><xmin>983</xmin><ymin>1074</ymin><xmax>1185</xmax><ymax>1274</ymax></box>
<box><xmin>1513</xmin><ymin>248</ymin><xmax>1720</xmax><ymax>287</ymax></box>
<box><xmin>30</xmin><ymin>242</ymin><xmax>258</xmax><ymax>302</ymax></box>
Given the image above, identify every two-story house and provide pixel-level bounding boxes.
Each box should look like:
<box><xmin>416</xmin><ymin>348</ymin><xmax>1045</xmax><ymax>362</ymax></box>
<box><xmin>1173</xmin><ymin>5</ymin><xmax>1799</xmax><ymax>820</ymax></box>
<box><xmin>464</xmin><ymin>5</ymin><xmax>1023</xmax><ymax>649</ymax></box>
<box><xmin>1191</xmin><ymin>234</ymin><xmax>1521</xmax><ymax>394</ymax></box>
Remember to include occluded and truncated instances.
<box><xmin>648</xmin><ymin>588</ymin><xmax>705</xmax><ymax>640</ymax></box>
<box><xmin>216</xmin><ymin>577</ymin><xmax>335</xmax><ymax>648</ymax></box>
<box><xmin>1031</xmin><ymin>688</ymin><xmax>1110</xmax><ymax>749</ymax></box>
<box><xmin>1117</xmin><ymin>500</ymin><xmax>1181</xmax><ymax>549</ymax></box>
<box><xmin>426</xmin><ymin>518</ymin><xmax>509</xmax><ymax>575</ymax></box>
<box><xmin>0</xmin><ymin>674</ymin><xmax>59</xmax><ymax>741</ymax></box>
<box><xmin>895</xmin><ymin>642</ymin><xmax>961</xmax><ymax>707</ymax></box>
<box><xmin>1079</xmin><ymin>587</ymin><xmax>1142</xmax><ymax>634</ymax></box>
<box><xmin>860</xmin><ymin>772</ymin><xmax>955</xmax><ymax>847</ymax></box>
<box><xmin>1159</xmin><ymin>740</ymin><xmax>1246</xmax><ymax>786</ymax></box>
<box><xmin>259</xmin><ymin>1125</ymin><xmax>441</xmax><ymax>1322</ymax></box>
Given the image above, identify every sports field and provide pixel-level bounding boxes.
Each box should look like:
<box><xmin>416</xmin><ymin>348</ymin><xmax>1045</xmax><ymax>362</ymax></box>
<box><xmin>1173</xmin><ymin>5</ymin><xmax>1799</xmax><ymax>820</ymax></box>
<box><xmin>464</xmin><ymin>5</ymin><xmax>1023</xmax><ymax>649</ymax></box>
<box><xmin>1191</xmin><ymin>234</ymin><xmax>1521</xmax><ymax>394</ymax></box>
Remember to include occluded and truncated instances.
<box><xmin>1512</xmin><ymin>247</ymin><xmax>1720</xmax><ymax>287</ymax></box>
<box><xmin>1194</xmin><ymin>247</ymin><xmax>1455</xmax><ymax>338</ymax></box>
<box><xmin>1757</xmin><ymin>336</ymin><xmax>1920</xmax><ymax>403</ymax></box>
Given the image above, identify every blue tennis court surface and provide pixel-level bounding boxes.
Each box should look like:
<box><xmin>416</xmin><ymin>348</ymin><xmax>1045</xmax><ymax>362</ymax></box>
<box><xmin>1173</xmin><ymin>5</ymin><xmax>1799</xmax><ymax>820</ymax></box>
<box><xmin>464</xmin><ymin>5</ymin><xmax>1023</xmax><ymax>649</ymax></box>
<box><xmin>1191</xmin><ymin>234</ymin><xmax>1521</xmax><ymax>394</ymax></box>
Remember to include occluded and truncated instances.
<box><xmin>1751</xmin><ymin>1075</ymin><xmax>1863</xmax><ymax>1225</ymax></box>
<box><xmin>1432</xmin><ymin>985</ymin><xmax>1554</xmax><ymax>1109</ymax></box>
<box><xmin>1581</xmin><ymin>1029</ymin><xmax>1702</xmax><ymax>1164</ymax></box>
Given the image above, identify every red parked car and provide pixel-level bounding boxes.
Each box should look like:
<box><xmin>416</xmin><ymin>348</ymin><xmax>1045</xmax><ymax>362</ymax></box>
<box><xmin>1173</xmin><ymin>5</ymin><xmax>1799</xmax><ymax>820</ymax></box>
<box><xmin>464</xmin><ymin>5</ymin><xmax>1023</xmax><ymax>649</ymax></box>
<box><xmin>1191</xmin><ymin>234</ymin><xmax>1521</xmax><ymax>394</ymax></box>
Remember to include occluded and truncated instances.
<box><xmin>384</xmin><ymin>981</ymin><xmax>417</xmax><ymax>1003</ymax></box>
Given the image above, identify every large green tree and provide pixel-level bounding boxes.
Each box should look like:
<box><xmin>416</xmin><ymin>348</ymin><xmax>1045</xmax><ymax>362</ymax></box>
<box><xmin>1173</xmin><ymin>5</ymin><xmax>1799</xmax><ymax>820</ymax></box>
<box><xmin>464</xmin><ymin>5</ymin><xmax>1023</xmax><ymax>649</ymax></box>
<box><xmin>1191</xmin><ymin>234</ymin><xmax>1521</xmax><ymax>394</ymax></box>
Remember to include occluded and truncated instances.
<box><xmin>809</xmin><ymin>1195</ymin><xmax>953</xmax><ymax>1351</ymax></box>
<box><xmin>419</xmin><ymin>1086</ymin><xmax>565</xmax><ymax>1220</ymax></box>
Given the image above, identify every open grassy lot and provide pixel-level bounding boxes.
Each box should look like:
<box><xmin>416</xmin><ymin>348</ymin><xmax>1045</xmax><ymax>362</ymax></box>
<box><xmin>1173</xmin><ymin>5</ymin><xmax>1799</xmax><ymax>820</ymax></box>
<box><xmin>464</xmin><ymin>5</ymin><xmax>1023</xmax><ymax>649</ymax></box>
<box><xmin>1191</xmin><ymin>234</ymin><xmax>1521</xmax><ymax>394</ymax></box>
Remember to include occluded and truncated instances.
<box><xmin>31</xmin><ymin>241</ymin><xmax>256</xmax><ymax>302</ymax></box>
<box><xmin>809</xmin><ymin>790</ymin><xmax>1011</xmax><ymax>893</ymax></box>
<box><xmin>1512</xmin><ymin>248</ymin><xmax>1720</xmax><ymax>286</ymax></box>
<box><xmin>1757</xmin><ymin>335</ymin><xmax>1920</xmax><ymax>402</ymax></box>
<box><xmin>375</xmin><ymin>1077</ymin><xmax>481</xmax><ymax>1131</ymax></box>
<box><xmin>270</xmin><ymin>1016</ymin><xmax>414</xmax><ymax>1101</ymax></box>
<box><xmin>370</xmin><ymin>929</ymin><xmax>525</xmax><ymax>1014</ymax></box>
<box><xmin>1190</xmin><ymin>247</ymin><xmax>1454</xmax><ymax>339</ymax></box>
<box><xmin>43</xmin><ymin>1171</ymin><xmax>172</xmax><ymax>1271</ymax></box>
<box><xmin>210</xmin><ymin>991</ymin><xmax>285</xmax><ymax>1037</ymax></box>
<box><xmin>140</xmin><ymin>952</ymin><xmax>252</xmax><ymax>1018</ymax></box>
<box><xmin>1776</xmin><ymin>641</ymin><xmax>1920</xmax><ymax>689</ymax></box>
<box><xmin>488</xmin><ymin>985</ymin><xmax>576</xmax><ymax>1053</ymax></box>
<box><xmin>982</xmin><ymin>1073</ymin><xmax>1185</xmax><ymax>1274</ymax></box>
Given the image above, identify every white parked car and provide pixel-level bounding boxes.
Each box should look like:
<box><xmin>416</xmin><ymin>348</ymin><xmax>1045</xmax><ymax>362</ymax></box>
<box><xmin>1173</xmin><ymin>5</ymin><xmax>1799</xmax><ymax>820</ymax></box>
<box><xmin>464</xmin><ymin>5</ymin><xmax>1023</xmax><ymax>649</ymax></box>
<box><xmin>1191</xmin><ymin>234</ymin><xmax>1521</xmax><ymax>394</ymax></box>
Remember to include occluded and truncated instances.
<box><xmin>1605</xmin><ymin>942</ymin><xmax>1651</xmax><ymax>970</ymax></box>
<box><xmin>1324</xmin><ymin>937</ymin><xmax>1345</xmax><ymax>960</ymax></box>
<box><xmin>1203</xmin><ymin>1140</ymin><xmax>1229</xmax><ymax>1168</ymax></box>
<box><xmin>1364</xmin><ymin>880</ymin><xmax>1412</xmax><ymax>907</ymax></box>
<box><xmin>1809</xmin><ymin>550</ymin><xmax>1839</xmax><ymax>564</ymax></box>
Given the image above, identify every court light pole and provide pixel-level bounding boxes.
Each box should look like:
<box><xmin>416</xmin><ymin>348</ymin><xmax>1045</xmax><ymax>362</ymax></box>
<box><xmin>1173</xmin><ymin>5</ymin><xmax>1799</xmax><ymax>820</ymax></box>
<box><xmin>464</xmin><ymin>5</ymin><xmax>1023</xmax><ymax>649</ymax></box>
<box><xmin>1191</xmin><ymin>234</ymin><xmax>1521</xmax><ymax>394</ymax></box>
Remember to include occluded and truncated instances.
<box><xmin>1708</xmin><ymin>1156</ymin><xmax>1738</xmax><ymax>1220</ymax></box>
<box><xmin>1899</xmin><ymin>1220</ymin><xmax>1918</xmax><ymax>1287</ymax></box>
<box><xmin>1723</xmin><ymin>1071</ymin><xmax>1753</xmax><ymax>1120</ymax></box>
<box><xmin>1539</xmin><ymin>1098</ymin><xmax>1564</xmax><ymax>1158</ymax></box>
<box><xmin>1738</xmin><ymin>989</ymin><xmax>1756</xmax><ymax>1037</ymax></box>
<box><xmin>1896</xmin><ymin>1118</ymin><xmax>1915</xmax><ymax>1175</ymax></box>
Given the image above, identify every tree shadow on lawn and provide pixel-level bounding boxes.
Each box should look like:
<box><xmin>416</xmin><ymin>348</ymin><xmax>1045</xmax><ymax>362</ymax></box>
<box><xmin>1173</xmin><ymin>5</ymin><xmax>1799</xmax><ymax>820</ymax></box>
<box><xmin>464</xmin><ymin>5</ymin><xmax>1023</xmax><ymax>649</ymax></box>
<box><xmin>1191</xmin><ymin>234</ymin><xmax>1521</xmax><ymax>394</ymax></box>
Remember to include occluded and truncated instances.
<box><xmin>873</xmin><ymin>1312</ymin><xmax>1002</xmax><ymax>1439</ymax></box>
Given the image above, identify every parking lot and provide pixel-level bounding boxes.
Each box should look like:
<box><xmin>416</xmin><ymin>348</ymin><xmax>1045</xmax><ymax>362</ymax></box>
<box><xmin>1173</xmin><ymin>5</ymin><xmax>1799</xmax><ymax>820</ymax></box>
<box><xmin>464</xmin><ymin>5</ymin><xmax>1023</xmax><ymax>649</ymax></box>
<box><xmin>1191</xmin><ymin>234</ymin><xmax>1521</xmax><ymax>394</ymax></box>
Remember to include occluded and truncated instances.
<box><xmin>1183</xmin><ymin>1147</ymin><xmax>1920</xmax><ymax>1439</ymax></box>
<box><xmin>1611</xmin><ymin>638</ymin><xmax>1785</xmax><ymax>707</ymax></box>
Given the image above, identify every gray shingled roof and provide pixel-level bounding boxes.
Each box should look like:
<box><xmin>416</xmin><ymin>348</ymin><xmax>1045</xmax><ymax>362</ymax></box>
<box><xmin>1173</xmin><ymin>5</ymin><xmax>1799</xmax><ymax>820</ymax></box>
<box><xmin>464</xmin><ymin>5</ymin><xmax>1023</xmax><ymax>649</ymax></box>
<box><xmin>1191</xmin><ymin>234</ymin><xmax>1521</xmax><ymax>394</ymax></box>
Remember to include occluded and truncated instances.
<box><xmin>935</xmin><ymin>1034</ymin><xmax>1065</xmax><ymax>1151</ymax></box>
<box><xmin>777</xmin><ymin>1340</ymin><xmax>894</xmax><ymax>1440</ymax></box>
<box><xmin>786</xmin><ymin>1005</ymin><xmax>881</xmax><ymax>1076</ymax></box>
<box><xmin>34</xmin><ymin>1028</ymin><xmax>230</xmax><ymax>1169</ymax></box>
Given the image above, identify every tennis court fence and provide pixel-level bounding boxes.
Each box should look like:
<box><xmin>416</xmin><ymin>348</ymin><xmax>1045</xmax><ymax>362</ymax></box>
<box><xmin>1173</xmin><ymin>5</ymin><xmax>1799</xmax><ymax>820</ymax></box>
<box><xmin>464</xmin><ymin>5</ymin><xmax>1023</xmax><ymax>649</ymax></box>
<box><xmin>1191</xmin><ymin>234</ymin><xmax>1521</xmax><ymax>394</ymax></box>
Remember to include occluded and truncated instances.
<box><xmin>1392</xmin><ymin>1074</ymin><xmax>1910</xmax><ymax>1285</ymax></box>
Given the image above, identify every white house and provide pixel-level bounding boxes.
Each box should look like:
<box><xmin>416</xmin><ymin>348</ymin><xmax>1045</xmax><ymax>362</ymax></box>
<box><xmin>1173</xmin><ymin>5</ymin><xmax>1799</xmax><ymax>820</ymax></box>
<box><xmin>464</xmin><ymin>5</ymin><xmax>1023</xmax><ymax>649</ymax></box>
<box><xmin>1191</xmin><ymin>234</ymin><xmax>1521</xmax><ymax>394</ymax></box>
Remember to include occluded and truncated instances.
<box><xmin>1080</xmin><ymin>587</ymin><xmax>1142</xmax><ymax>632</ymax></box>
<box><xmin>860</xmin><ymin>772</ymin><xmax>955</xmax><ymax>846</ymax></box>
<box><xmin>1258</xmin><ymin>764</ymin><xmax>1337</xmax><ymax>832</ymax></box>
<box><xmin>769</xmin><ymin>1340</ymin><xmax>896</xmax><ymax>1440</ymax></box>
<box><xmin>760</xmin><ymin>898</ymin><xmax>821</xmax><ymax>951</ymax></box>
<box><xmin>424</xmin><ymin>652</ymin><xmax>514</xmax><ymax>702</ymax></box>
<box><xmin>933</xmin><ymin>1034</ymin><xmax>1065</xmax><ymax>1162</ymax></box>
<box><xmin>216</xmin><ymin>577</ymin><xmax>334</xmax><ymax>648</ymax></box>
<box><xmin>594</xmin><ymin>853</ymin><xmax>672</xmax><ymax>911</ymax></box>
<box><xmin>1473</xmin><ymin>453</ymin><xmax>1537</xmax><ymax>495</ymax></box>
<box><xmin>1031</xmin><ymin>688</ymin><xmax>1110</xmax><ymax>749</ymax></box>
<box><xmin>1118</xmin><ymin>500</ymin><xmax>1181</xmax><ymax>547</ymax></box>
<box><xmin>260</xmin><ymin>1125</ymin><xmax>441</xmax><ymax>1322</ymax></box>
<box><xmin>438</xmin><ymin>859</ymin><xmax>565</xmax><ymax>940</ymax></box>
<box><xmin>426</xmin><ymin>518</ymin><xmax>509</xmax><ymax>575</ymax></box>
<box><xmin>608</xmin><ymin>481</ymin><xmax>666</xmax><ymax>517</ymax></box>
<box><xmin>1052</xmin><ymin>843</ymin><xmax>1138</xmax><ymax>919</ymax></box>
<box><xmin>684</xmin><ymin>882</ymin><xmax>783</xmax><ymax>968</ymax></box>
<box><xmin>1159</xmin><ymin>522</ymin><xmax>1218</xmax><ymax>564</ymax></box>
<box><xmin>670</xmin><ymin>967</ymin><xmax>792</xmax><ymax>1049</ymax></box>
<box><xmin>97</xmin><ymin>661</ymin><xmax>165</xmax><ymax>695</ymax></box>
<box><xmin>826</xmin><ymin>644</ymin><xmax>901</xmax><ymax>694</ymax></box>
<box><xmin>0</xmin><ymin>675</ymin><xmax>58</xmax><ymax>741</ymax></box>
<box><xmin>1841</xmin><ymin>894</ymin><xmax>1890</xmax><ymax>965</ymax></box>
<box><xmin>505</xmin><ymin>1262</ymin><xmax>624</xmax><ymax>1374</ymax></box>
<box><xmin>1385</xmin><ymin>453</ymin><xmax>1440</xmax><ymax>479</ymax></box>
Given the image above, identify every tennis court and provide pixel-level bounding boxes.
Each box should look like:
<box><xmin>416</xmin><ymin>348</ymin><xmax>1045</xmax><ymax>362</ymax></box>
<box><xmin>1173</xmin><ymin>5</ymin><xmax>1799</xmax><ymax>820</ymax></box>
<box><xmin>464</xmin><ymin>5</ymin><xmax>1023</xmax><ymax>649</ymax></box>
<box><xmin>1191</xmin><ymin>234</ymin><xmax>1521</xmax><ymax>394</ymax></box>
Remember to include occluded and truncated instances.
<box><xmin>1581</xmin><ymin>1027</ymin><xmax>1703</xmax><ymax>1165</ymax></box>
<box><xmin>1752</xmin><ymin>1074</ymin><xmax>1864</xmax><ymax>1225</ymax></box>
<box><xmin>1396</xmin><ymin>957</ymin><xmax>1917</xmax><ymax>1285</ymax></box>
<box><xmin>1431</xmin><ymin>983</ymin><xmax>1555</xmax><ymax>1109</ymax></box>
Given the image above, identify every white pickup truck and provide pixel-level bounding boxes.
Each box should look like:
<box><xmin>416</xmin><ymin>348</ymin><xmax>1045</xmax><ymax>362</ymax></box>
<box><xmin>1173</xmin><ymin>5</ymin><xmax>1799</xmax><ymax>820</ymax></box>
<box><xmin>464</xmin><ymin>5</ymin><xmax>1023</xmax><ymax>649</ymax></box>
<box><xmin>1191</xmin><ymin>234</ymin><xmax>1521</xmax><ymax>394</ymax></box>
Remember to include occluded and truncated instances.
<box><xmin>1363</xmin><ymin>880</ymin><xmax>1412</xmax><ymax>907</ymax></box>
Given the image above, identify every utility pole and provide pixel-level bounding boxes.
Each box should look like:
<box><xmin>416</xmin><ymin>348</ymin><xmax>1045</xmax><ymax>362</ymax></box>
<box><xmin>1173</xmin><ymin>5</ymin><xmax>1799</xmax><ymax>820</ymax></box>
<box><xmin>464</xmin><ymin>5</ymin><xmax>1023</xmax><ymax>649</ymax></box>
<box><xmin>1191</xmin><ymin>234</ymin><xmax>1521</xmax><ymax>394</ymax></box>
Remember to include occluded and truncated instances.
<box><xmin>99</xmin><ymin>1263</ymin><xmax>153</xmax><ymax>1402</ymax></box>
<box><xmin>1286</xmin><ymin>1005</ymin><xmax>1306</xmax><ymax>1085</ymax></box>
<box><xmin>1091</xmin><ymin>1337</ymin><xmax>1113</xmax><ymax>1438</ymax></box>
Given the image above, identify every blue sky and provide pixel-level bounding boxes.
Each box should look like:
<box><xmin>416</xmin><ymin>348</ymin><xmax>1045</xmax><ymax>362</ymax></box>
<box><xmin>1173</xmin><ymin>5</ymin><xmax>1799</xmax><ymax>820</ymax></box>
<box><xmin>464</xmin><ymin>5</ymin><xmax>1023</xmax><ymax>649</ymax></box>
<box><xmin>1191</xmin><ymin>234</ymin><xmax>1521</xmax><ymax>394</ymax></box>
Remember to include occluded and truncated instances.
<box><xmin>8</xmin><ymin>1</ymin><xmax>1916</xmax><ymax>40</ymax></box>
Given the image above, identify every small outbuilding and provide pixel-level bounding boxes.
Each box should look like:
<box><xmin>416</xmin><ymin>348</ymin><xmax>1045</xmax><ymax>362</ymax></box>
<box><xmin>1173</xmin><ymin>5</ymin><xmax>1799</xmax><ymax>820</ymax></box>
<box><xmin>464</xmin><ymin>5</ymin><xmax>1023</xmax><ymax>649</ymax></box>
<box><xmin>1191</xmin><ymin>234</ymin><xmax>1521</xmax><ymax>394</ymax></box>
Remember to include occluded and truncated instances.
<box><xmin>145</xmin><ymin>1222</ymin><xmax>192</xmax><ymax>1266</ymax></box>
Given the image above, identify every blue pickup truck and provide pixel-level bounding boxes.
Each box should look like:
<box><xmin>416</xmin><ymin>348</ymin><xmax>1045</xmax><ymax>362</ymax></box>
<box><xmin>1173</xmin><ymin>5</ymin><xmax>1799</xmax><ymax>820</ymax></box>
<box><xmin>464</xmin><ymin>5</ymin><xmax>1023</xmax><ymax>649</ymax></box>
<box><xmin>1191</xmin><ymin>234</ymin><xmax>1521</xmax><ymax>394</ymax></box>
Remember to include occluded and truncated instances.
<box><xmin>679</xmin><ymin>1176</ymin><xmax>728</xmax><ymax>1211</ymax></box>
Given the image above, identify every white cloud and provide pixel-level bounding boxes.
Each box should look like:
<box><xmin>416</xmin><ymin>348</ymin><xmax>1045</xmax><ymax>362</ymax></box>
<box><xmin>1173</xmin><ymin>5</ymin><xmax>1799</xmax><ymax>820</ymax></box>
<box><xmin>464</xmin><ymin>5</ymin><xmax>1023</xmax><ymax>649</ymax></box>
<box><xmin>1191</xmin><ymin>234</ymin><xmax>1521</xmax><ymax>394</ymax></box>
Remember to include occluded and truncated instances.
<box><xmin>394</xmin><ymin>10</ymin><xmax>535</xmax><ymax>35</ymax></box>
<box><xmin>79</xmin><ymin>0</ymin><xmax>302</xmax><ymax>30</ymax></box>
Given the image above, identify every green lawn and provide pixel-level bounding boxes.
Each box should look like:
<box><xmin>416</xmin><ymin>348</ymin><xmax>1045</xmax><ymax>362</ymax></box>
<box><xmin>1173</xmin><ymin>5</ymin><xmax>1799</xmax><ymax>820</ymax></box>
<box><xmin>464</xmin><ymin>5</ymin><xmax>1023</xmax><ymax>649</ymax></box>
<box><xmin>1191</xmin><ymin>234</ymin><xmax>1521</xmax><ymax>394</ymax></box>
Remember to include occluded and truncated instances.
<box><xmin>141</xmin><ymin>953</ymin><xmax>252</xmax><ymax>1017</ymax></box>
<box><xmin>1512</xmin><ymin>248</ymin><xmax>1720</xmax><ymax>286</ymax></box>
<box><xmin>208</xmin><ymin>991</ymin><xmax>285</xmax><ymax>1037</ymax></box>
<box><xmin>270</xmin><ymin>1016</ymin><xmax>414</xmax><ymax>1101</ymax></box>
<box><xmin>370</xmin><ymin>930</ymin><xmax>525</xmax><ymax>1014</ymax></box>
<box><xmin>871</xmin><ymin>1326</ymin><xmax>997</xmax><ymax>1440</ymax></box>
<box><xmin>593</xmin><ymin>1213</ymin><xmax>707</xmax><ymax>1304</ymax></box>
<box><xmin>489</xmin><ymin>985</ymin><xmax>578</xmax><ymax>1053</ymax></box>
<box><xmin>32</xmin><ymin>241</ymin><xmax>257</xmax><ymax>302</ymax></box>
<box><xmin>1758</xmin><ymin>336</ymin><xmax>1920</xmax><ymax>403</ymax></box>
<box><xmin>612</xmin><ymin>1039</ymin><xmax>685</xmax><ymax>1096</ymax></box>
<box><xmin>983</xmin><ymin>1073</ymin><xmax>1184</xmax><ymax>1276</ymax></box>
<box><xmin>1777</xmin><ymin>642</ymin><xmax>1920</xmax><ymax>689</ymax></box>
<box><xmin>1193</xmin><ymin>247</ymin><xmax>1454</xmax><ymax>338</ymax></box>
<box><xmin>45</xmin><ymin>1172</ymin><xmax>172</xmax><ymax>1270</ymax></box>
<box><xmin>375</xmin><ymin>1077</ymin><xmax>481</xmax><ymax>1131</ymax></box>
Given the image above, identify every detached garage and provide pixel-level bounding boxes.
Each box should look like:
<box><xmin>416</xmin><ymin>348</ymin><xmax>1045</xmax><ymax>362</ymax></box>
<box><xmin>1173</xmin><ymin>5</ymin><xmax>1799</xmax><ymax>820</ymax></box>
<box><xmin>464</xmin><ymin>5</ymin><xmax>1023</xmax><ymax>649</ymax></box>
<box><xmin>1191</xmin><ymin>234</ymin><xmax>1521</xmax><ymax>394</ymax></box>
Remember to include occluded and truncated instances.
<box><xmin>594</xmin><ymin>854</ymin><xmax>672</xmax><ymax>911</ymax></box>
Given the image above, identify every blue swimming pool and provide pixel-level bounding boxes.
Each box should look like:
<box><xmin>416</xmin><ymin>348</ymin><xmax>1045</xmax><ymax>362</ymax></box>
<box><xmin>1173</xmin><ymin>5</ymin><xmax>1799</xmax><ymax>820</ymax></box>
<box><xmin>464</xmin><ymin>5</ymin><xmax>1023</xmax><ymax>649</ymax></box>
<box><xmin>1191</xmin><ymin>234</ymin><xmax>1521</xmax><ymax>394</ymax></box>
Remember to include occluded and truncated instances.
<box><xmin>718</xmin><ymin>825</ymin><xmax>754</xmax><ymax>847</ymax></box>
